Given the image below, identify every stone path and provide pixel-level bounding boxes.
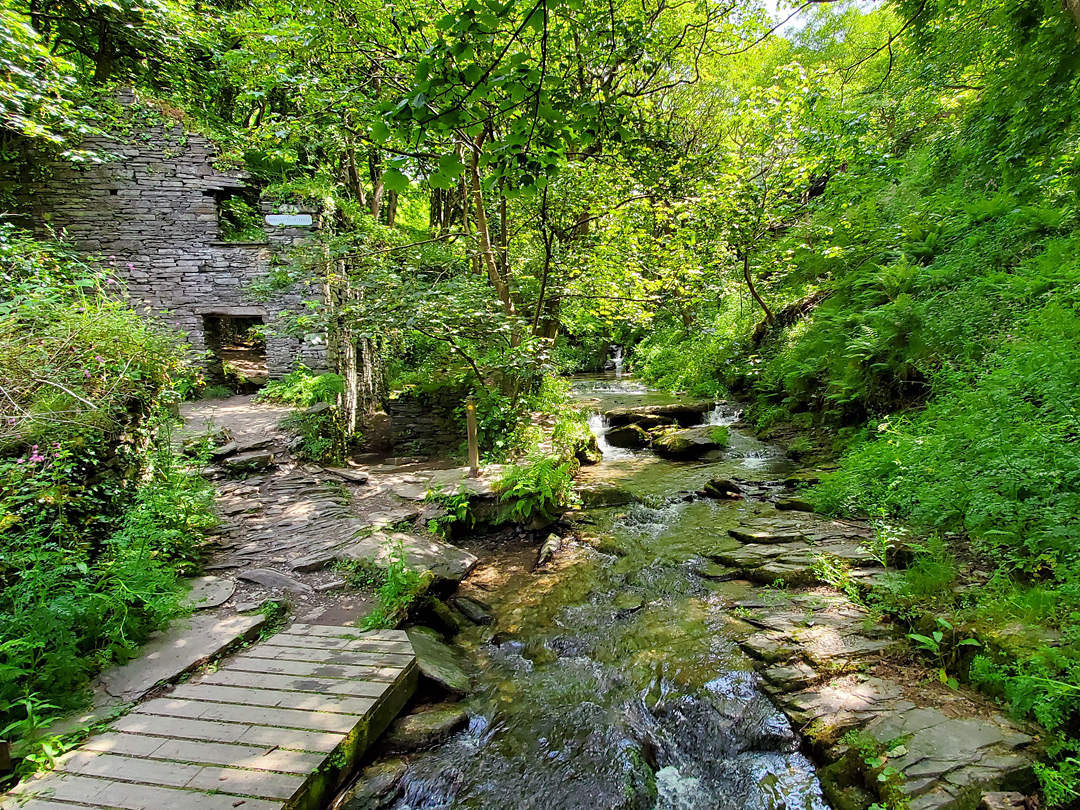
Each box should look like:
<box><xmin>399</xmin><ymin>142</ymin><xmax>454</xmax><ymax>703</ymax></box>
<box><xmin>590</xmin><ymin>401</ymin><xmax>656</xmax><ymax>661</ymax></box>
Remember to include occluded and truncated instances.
<box><xmin>3</xmin><ymin>626</ymin><xmax>417</xmax><ymax>810</ymax></box>
<box><xmin>175</xmin><ymin>396</ymin><xmax>490</xmax><ymax>623</ymax></box>
<box><xmin>731</xmin><ymin>586</ymin><xmax>1037</xmax><ymax>809</ymax></box>
<box><xmin>710</xmin><ymin>510</ymin><xmax>885</xmax><ymax>587</ymax></box>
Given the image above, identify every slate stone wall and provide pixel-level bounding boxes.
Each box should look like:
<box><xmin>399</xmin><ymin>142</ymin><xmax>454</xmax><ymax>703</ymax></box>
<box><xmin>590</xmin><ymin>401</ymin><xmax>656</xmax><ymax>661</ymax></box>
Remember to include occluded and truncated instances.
<box><xmin>22</xmin><ymin>95</ymin><xmax>325</xmax><ymax>379</ymax></box>
<box><xmin>387</xmin><ymin>389</ymin><xmax>467</xmax><ymax>456</ymax></box>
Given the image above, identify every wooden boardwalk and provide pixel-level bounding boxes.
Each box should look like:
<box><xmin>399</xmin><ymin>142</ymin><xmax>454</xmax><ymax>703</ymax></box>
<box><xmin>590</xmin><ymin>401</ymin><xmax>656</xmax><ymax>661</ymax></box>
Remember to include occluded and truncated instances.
<box><xmin>2</xmin><ymin>625</ymin><xmax>417</xmax><ymax>810</ymax></box>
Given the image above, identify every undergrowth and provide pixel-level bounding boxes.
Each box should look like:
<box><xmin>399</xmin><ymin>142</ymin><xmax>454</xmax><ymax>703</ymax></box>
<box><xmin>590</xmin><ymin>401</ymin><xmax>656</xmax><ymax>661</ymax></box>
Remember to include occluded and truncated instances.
<box><xmin>361</xmin><ymin>538</ymin><xmax>428</xmax><ymax>630</ymax></box>
<box><xmin>0</xmin><ymin>228</ymin><xmax>215</xmax><ymax>754</ymax></box>
<box><xmin>495</xmin><ymin>454</ymin><xmax>579</xmax><ymax>524</ymax></box>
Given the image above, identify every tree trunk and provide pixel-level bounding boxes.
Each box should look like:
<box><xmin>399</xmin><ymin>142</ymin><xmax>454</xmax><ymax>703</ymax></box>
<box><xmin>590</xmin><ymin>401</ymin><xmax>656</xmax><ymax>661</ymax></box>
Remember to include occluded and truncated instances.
<box><xmin>742</xmin><ymin>251</ymin><xmax>775</xmax><ymax>324</ymax></box>
<box><xmin>368</xmin><ymin>151</ymin><xmax>384</xmax><ymax>221</ymax></box>
<box><xmin>1066</xmin><ymin>0</ymin><xmax>1080</xmax><ymax>38</ymax></box>
<box><xmin>93</xmin><ymin>22</ymin><xmax>114</xmax><ymax>84</ymax></box>
<box><xmin>326</xmin><ymin>257</ymin><xmax>386</xmax><ymax>438</ymax></box>
<box><xmin>345</xmin><ymin>142</ymin><xmax>367</xmax><ymax>207</ymax></box>
<box><xmin>498</xmin><ymin>178</ymin><xmax>509</xmax><ymax>274</ymax></box>
<box><xmin>469</xmin><ymin>133</ymin><xmax>515</xmax><ymax>319</ymax></box>
<box><xmin>385</xmin><ymin>190</ymin><xmax>398</xmax><ymax>227</ymax></box>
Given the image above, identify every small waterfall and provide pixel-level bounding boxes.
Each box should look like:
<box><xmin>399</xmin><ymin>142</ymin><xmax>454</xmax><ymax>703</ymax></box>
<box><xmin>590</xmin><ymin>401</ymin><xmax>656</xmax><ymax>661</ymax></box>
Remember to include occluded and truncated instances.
<box><xmin>613</xmin><ymin>346</ymin><xmax>624</xmax><ymax>379</ymax></box>
<box><xmin>588</xmin><ymin>411</ymin><xmax>633</xmax><ymax>461</ymax></box>
<box><xmin>706</xmin><ymin>403</ymin><xmax>744</xmax><ymax>426</ymax></box>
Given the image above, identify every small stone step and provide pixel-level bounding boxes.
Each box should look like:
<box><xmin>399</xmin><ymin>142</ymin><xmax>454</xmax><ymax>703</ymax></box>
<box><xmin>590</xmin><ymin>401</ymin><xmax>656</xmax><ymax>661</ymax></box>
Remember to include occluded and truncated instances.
<box><xmin>100</xmin><ymin>613</ymin><xmax>265</xmax><ymax>702</ymax></box>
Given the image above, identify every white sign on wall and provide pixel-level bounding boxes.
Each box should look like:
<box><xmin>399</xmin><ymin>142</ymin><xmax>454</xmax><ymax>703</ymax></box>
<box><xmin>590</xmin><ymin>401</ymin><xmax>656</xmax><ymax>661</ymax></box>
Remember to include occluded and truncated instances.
<box><xmin>265</xmin><ymin>214</ymin><xmax>313</xmax><ymax>227</ymax></box>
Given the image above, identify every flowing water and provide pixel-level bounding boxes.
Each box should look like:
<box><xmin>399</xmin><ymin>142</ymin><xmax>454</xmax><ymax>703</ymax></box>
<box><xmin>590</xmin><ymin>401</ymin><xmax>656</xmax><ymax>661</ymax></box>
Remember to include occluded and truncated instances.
<box><xmin>384</xmin><ymin>376</ymin><xmax>826</xmax><ymax>810</ymax></box>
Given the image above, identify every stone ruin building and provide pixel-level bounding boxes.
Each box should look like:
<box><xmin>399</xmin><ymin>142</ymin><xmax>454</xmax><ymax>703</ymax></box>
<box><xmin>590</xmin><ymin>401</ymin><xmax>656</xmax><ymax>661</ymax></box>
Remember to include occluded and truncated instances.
<box><xmin>19</xmin><ymin>92</ymin><xmax>326</xmax><ymax>388</ymax></box>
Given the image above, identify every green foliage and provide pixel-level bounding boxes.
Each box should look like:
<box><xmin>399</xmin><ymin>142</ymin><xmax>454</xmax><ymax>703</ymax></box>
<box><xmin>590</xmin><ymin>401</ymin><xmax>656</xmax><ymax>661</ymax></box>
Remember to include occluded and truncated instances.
<box><xmin>424</xmin><ymin>486</ymin><xmax>473</xmax><ymax>537</ymax></box>
<box><xmin>217</xmin><ymin>195</ymin><xmax>265</xmax><ymax>243</ymax></box>
<box><xmin>906</xmin><ymin>617</ymin><xmax>980</xmax><ymax>690</ymax></box>
<box><xmin>812</xmin><ymin>302</ymin><xmax>1080</xmax><ymax>574</ymax></box>
<box><xmin>200</xmin><ymin>385</ymin><xmax>234</xmax><ymax>400</ymax></box>
<box><xmin>257</xmin><ymin>366</ymin><xmax>345</xmax><ymax>408</ymax></box>
<box><xmin>362</xmin><ymin>539</ymin><xmax>427</xmax><ymax>630</ymax></box>
<box><xmin>280</xmin><ymin>408</ymin><xmax>345</xmax><ymax>463</ymax></box>
<box><xmin>708</xmin><ymin>426</ymin><xmax>730</xmax><ymax>446</ymax></box>
<box><xmin>495</xmin><ymin>455</ymin><xmax>579</xmax><ymax>524</ymax></box>
<box><xmin>0</xmin><ymin>231</ymin><xmax>213</xmax><ymax>749</ymax></box>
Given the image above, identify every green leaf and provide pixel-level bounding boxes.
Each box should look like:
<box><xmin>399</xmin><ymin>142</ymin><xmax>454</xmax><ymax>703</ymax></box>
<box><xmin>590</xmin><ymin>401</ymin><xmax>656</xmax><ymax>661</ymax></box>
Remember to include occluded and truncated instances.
<box><xmin>438</xmin><ymin>152</ymin><xmax>466</xmax><ymax>178</ymax></box>
<box><xmin>382</xmin><ymin>168</ymin><xmax>410</xmax><ymax>192</ymax></box>
<box><xmin>370</xmin><ymin>119</ymin><xmax>392</xmax><ymax>142</ymax></box>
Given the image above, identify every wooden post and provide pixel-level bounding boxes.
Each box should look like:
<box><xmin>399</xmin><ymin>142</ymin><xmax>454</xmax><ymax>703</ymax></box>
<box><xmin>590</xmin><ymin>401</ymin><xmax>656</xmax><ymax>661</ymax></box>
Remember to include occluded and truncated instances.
<box><xmin>465</xmin><ymin>394</ymin><xmax>480</xmax><ymax>478</ymax></box>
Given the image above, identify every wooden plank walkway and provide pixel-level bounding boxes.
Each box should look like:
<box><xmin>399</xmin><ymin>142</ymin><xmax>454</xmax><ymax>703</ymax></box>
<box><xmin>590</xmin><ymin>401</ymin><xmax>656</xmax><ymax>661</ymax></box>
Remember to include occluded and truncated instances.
<box><xmin>2</xmin><ymin>625</ymin><xmax>417</xmax><ymax>810</ymax></box>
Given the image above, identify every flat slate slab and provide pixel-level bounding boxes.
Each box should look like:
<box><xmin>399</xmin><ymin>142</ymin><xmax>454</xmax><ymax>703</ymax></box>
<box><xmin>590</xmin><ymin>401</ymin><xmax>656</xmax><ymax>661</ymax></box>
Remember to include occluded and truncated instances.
<box><xmin>101</xmin><ymin>613</ymin><xmax>266</xmax><ymax>702</ymax></box>
<box><xmin>182</xmin><ymin>576</ymin><xmax>236</xmax><ymax>610</ymax></box>
<box><xmin>3</xmin><ymin>625</ymin><xmax>418</xmax><ymax>810</ymax></box>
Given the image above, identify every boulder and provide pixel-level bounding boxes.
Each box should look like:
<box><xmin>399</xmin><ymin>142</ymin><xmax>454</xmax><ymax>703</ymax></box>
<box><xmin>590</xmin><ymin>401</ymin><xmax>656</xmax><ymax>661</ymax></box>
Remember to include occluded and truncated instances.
<box><xmin>604</xmin><ymin>402</ymin><xmax>714</xmax><ymax>428</ymax></box>
<box><xmin>452</xmin><ymin>595</ymin><xmax>494</xmax><ymax>626</ymax></box>
<box><xmin>238</xmin><ymin>568</ymin><xmax>313</xmax><ymax>594</ymax></box>
<box><xmin>421</xmin><ymin>597</ymin><xmax>465</xmax><ymax>636</ymax></box>
<box><xmin>577</xmin><ymin>481</ymin><xmax>637</xmax><ymax>509</ymax></box>
<box><xmin>691</xmin><ymin>560</ymin><xmax>734</xmax><ymax>580</ymax></box>
<box><xmin>979</xmin><ymin>793</ymin><xmax>1028</xmax><ymax>810</ymax></box>
<box><xmin>223</xmin><ymin>450</ymin><xmax>274</xmax><ymax>472</ymax></box>
<box><xmin>651</xmin><ymin>426</ymin><xmax>726</xmax><ymax>459</ymax></box>
<box><xmin>613</xmin><ymin>592</ymin><xmax>645</xmax><ymax>614</ymax></box>
<box><xmin>337</xmin><ymin>532</ymin><xmax>478</xmax><ymax>589</ymax></box>
<box><xmin>575</xmin><ymin>433</ymin><xmax>603</xmax><ymax>465</ymax></box>
<box><xmin>536</xmin><ymin>533</ymin><xmax>562</xmax><ymax>568</ymax></box>
<box><xmin>729</xmin><ymin>528</ymin><xmax>805</xmax><ymax>544</ymax></box>
<box><xmin>405</xmin><ymin>626</ymin><xmax>471</xmax><ymax>695</ymax></box>
<box><xmin>604</xmin><ymin>424</ymin><xmax>650</xmax><ymax>449</ymax></box>
<box><xmin>325</xmin><ymin>467</ymin><xmax>371</xmax><ymax>485</ymax></box>
<box><xmin>700</xmin><ymin>478</ymin><xmax>743</xmax><ymax>499</ymax></box>
<box><xmin>339</xmin><ymin>758</ymin><xmax>408</xmax><ymax>810</ymax></box>
<box><xmin>775</xmin><ymin>496</ymin><xmax>814</xmax><ymax>512</ymax></box>
<box><xmin>381</xmin><ymin>703</ymin><xmax>469</xmax><ymax>753</ymax></box>
<box><xmin>234</xmin><ymin>437</ymin><xmax>275</xmax><ymax>453</ymax></box>
<box><xmin>182</xmin><ymin>576</ymin><xmax>236</xmax><ymax>610</ymax></box>
<box><xmin>210</xmin><ymin>441</ymin><xmax>238</xmax><ymax>459</ymax></box>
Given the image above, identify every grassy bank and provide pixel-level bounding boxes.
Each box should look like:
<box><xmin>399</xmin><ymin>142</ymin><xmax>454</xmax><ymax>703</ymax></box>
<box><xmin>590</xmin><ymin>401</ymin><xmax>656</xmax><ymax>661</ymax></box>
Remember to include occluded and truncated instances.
<box><xmin>0</xmin><ymin>227</ymin><xmax>215</xmax><ymax>754</ymax></box>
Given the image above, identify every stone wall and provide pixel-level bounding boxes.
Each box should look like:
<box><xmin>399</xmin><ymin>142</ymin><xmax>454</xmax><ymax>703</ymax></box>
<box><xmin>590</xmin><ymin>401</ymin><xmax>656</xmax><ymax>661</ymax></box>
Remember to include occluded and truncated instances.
<box><xmin>21</xmin><ymin>93</ymin><xmax>326</xmax><ymax>379</ymax></box>
<box><xmin>386</xmin><ymin>389</ymin><xmax>467</xmax><ymax>456</ymax></box>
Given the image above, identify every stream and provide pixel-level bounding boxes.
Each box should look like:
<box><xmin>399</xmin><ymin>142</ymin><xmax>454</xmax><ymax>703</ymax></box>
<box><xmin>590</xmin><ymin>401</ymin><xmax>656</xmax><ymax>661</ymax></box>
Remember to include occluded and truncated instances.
<box><xmin>382</xmin><ymin>375</ymin><xmax>828</xmax><ymax>810</ymax></box>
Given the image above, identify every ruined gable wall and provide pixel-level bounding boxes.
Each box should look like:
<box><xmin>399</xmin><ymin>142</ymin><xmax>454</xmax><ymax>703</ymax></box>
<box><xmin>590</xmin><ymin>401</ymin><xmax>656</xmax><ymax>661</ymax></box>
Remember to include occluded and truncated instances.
<box><xmin>24</xmin><ymin>105</ymin><xmax>325</xmax><ymax>378</ymax></box>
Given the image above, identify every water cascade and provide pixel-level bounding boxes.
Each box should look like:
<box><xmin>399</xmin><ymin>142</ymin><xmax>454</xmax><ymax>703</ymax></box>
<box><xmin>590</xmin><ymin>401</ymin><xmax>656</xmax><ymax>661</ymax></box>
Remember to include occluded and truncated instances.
<box><xmin>369</xmin><ymin>374</ymin><xmax>821</xmax><ymax>810</ymax></box>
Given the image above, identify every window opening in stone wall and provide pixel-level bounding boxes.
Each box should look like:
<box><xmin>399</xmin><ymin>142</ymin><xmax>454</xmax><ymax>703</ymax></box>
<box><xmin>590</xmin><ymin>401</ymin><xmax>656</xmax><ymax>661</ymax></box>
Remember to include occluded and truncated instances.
<box><xmin>203</xmin><ymin>315</ymin><xmax>268</xmax><ymax>393</ymax></box>
<box><xmin>212</xmin><ymin>188</ymin><xmax>266</xmax><ymax>243</ymax></box>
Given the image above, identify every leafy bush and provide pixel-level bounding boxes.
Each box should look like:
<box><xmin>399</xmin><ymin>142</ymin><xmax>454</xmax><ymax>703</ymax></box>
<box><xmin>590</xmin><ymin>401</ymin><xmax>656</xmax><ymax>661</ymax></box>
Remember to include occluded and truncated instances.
<box><xmin>495</xmin><ymin>454</ymin><xmax>579</xmax><ymax>523</ymax></box>
<box><xmin>362</xmin><ymin>539</ymin><xmax>428</xmax><ymax>630</ymax></box>
<box><xmin>256</xmin><ymin>365</ymin><xmax>345</xmax><ymax>408</ymax></box>
<box><xmin>811</xmin><ymin>303</ymin><xmax>1080</xmax><ymax>574</ymax></box>
<box><xmin>217</xmin><ymin>195</ymin><xmax>265</xmax><ymax>243</ymax></box>
<box><xmin>280</xmin><ymin>408</ymin><xmax>345</xmax><ymax>462</ymax></box>
<box><xmin>0</xmin><ymin>229</ymin><xmax>214</xmax><ymax>747</ymax></box>
<box><xmin>424</xmin><ymin>486</ymin><xmax>473</xmax><ymax>537</ymax></box>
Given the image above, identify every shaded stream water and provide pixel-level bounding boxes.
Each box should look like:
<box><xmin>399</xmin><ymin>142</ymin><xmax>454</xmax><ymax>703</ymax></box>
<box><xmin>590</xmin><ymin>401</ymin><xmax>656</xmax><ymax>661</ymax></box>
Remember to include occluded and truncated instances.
<box><xmin>385</xmin><ymin>376</ymin><xmax>827</xmax><ymax>810</ymax></box>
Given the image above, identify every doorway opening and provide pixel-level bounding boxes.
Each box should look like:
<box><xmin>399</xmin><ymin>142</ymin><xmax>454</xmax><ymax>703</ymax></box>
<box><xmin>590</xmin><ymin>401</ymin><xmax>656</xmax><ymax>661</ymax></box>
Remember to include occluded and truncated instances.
<box><xmin>203</xmin><ymin>314</ymin><xmax>268</xmax><ymax>393</ymax></box>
